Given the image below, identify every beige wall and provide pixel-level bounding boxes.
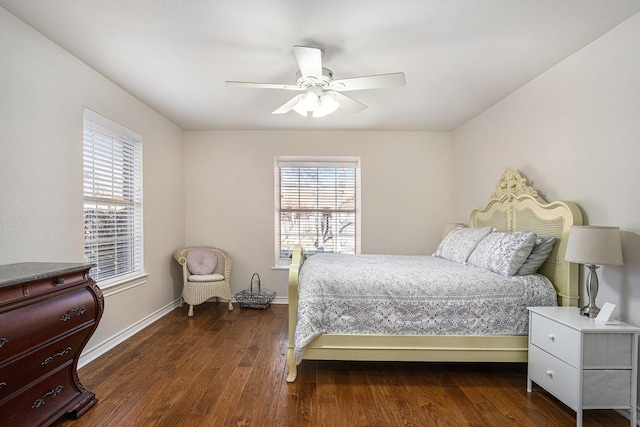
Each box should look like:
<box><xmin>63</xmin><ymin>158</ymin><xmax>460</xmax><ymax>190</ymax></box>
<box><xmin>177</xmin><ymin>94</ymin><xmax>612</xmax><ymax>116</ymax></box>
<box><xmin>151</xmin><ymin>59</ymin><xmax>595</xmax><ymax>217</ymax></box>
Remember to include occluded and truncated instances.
<box><xmin>184</xmin><ymin>130</ymin><xmax>452</xmax><ymax>297</ymax></box>
<box><xmin>452</xmin><ymin>13</ymin><xmax>640</xmax><ymax>327</ymax></box>
<box><xmin>0</xmin><ymin>8</ymin><xmax>185</xmax><ymax>354</ymax></box>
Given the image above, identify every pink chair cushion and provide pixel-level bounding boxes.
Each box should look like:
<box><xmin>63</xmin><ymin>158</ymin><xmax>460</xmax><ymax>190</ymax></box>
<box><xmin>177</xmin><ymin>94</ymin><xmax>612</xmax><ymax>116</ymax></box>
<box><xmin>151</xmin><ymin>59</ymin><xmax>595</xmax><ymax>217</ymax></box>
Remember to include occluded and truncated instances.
<box><xmin>186</xmin><ymin>247</ymin><xmax>218</xmax><ymax>275</ymax></box>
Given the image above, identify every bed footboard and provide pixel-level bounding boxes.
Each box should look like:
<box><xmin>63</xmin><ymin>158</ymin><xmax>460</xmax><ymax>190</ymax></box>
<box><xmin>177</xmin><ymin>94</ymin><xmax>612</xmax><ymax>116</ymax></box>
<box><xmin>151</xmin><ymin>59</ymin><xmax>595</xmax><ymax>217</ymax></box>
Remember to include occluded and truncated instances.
<box><xmin>286</xmin><ymin>244</ymin><xmax>304</xmax><ymax>382</ymax></box>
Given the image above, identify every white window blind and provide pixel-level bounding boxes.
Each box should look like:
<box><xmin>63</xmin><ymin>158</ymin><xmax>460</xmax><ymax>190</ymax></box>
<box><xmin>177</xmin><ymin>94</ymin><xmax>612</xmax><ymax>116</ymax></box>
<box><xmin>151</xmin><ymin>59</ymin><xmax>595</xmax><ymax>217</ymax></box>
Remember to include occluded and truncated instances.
<box><xmin>275</xmin><ymin>157</ymin><xmax>360</xmax><ymax>262</ymax></box>
<box><xmin>83</xmin><ymin>108</ymin><xmax>143</xmax><ymax>283</ymax></box>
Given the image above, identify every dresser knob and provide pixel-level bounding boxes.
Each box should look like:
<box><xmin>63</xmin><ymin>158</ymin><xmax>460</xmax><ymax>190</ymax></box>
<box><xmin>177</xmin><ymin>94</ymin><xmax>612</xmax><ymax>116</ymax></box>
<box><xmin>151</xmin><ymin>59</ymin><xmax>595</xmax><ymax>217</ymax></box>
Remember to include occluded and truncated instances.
<box><xmin>547</xmin><ymin>334</ymin><xmax>555</xmax><ymax>342</ymax></box>
<box><xmin>546</xmin><ymin>370</ymin><xmax>554</xmax><ymax>378</ymax></box>
<box><xmin>55</xmin><ymin>278</ymin><xmax>65</xmax><ymax>285</ymax></box>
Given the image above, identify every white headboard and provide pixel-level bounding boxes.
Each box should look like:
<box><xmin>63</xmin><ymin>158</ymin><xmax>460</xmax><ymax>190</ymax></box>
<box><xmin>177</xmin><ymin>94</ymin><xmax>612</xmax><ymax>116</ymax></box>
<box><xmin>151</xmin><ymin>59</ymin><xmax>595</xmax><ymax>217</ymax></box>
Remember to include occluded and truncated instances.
<box><xmin>470</xmin><ymin>168</ymin><xmax>583</xmax><ymax>306</ymax></box>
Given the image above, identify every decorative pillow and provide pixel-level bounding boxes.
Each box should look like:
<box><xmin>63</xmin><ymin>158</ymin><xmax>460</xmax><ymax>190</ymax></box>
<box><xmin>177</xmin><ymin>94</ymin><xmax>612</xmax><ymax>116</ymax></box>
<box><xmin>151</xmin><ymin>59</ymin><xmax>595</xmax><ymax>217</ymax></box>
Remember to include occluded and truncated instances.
<box><xmin>188</xmin><ymin>273</ymin><xmax>224</xmax><ymax>282</ymax></box>
<box><xmin>186</xmin><ymin>247</ymin><xmax>217</xmax><ymax>275</ymax></box>
<box><xmin>433</xmin><ymin>226</ymin><xmax>493</xmax><ymax>264</ymax></box>
<box><xmin>468</xmin><ymin>230</ymin><xmax>537</xmax><ymax>276</ymax></box>
<box><xmin>516</xmin><ymin>236</ymin><xmax>557</xmax><ymax>275</ymax></box>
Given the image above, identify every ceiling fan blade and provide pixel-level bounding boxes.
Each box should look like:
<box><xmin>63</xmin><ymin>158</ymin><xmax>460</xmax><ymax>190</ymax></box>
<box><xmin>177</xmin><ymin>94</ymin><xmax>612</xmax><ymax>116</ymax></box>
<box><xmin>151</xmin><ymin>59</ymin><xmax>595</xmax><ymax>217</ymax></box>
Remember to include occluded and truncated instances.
<box><xmin>226</xmin><ymin>81</ymin><xmax>302</xmax><ymax>90</ymax></box>
<box><xmin>331</xmin><ymin>72</ymin><xmax>406</xmax><ymax>91</ymax></box>
<box><xmin>272</xmin><ymin>94</ymin><xmax>305</xmax><ymax>114</ymax></box>
<box><xmin>293</xmin><ymin>45</ymin><xmax>323</xmax><ymax>81</ymax></box>
<box><xmin>331</xmin><ymin>91</ymin><xmax>367</xmax><ymax>113</ymax></box>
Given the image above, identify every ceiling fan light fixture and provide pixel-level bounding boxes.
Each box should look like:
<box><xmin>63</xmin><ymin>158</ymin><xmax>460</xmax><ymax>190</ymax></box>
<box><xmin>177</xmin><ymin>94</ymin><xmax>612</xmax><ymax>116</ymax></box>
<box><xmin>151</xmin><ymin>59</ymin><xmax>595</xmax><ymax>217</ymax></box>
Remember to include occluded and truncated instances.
<box><xmin>301</xmin><ymin>90</ymin><xmax>319</xmax><ymax>111</ymax></box>
<box><xmin>313</xmin><ymin>92</ymin><xmax>340</xmax><ymax>117</ymax></box>
<box><xmin>292</xmin><ymin>100</ymin><xmax>308</xmax><ymax>116</ymax></box>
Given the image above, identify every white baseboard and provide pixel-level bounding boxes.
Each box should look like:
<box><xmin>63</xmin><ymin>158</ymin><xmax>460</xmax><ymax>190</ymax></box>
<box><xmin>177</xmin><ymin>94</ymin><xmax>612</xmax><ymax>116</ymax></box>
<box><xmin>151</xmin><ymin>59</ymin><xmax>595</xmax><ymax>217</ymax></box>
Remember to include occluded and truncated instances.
<box><xmin>271</xmin><ymin>296</ymin><xmax>288</xmax><ymax>305</ymax></box>
<box><xmin>78</xmin><ymin>298</ymin><xmax>182</xmax><ymax>368</ymax></box>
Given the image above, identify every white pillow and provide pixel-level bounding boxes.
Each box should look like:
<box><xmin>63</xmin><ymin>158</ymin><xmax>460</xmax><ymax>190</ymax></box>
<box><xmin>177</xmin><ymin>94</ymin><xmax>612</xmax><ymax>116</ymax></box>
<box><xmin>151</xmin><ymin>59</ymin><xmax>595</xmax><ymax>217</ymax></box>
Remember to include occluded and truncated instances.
<box><xmin>468</xmin><ymin>231</ymin><xmax>537</xmax><ymax>276</ymax></box>
<box><xmin>188</xmin><ymin>273</ymin><xmax>225</xmax><ymax>282</ymax></box>
<box><xmin>433</xmin><ymin>226</ymin><xmax>494</xmax><ymax>264</ymax></box>
<box><xmin>516</xmin><ymin>236</ymin><xmax>557</xmax><ymax>275</ymax></box>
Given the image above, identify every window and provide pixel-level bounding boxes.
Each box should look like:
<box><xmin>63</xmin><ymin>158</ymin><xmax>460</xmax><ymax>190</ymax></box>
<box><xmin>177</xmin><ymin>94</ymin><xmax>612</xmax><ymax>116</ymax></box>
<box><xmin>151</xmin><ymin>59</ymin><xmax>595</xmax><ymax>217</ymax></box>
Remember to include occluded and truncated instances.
<box><xmin>275</xmin><ymin>157</ymin><xmax>360</xmax><ymax>265</ymax></box>
<box><xmin>83</xmin><ymin>108</ymin><xmax>143</xmax><ymax>284</ymax></box>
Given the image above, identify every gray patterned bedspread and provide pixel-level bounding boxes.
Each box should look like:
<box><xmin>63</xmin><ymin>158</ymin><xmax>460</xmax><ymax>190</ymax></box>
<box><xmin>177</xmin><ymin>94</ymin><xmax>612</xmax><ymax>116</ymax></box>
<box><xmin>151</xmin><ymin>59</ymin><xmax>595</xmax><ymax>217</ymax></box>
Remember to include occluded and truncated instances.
<box><xmin>294</xmin><ymin>253</ymin><xmax>557</xmax><ymax>364</ymax></box>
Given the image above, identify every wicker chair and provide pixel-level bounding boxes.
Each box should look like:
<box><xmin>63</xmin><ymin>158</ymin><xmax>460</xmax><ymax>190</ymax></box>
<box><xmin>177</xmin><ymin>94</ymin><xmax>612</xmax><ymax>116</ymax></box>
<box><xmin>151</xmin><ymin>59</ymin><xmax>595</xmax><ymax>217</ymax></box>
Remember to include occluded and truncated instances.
<box><xmin>173</xmin><ymin>246</ymin><xmax>233</xmax><ymax>316</ymax></box>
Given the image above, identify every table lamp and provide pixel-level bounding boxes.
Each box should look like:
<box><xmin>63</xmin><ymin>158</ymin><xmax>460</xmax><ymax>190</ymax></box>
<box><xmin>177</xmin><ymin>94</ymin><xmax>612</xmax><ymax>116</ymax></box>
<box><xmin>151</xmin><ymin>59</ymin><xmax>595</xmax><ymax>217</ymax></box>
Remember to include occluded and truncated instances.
<box><xmin>564</xmin><ymin>225</ymin><xmax>623</xmax><ymax>317</ymax></box>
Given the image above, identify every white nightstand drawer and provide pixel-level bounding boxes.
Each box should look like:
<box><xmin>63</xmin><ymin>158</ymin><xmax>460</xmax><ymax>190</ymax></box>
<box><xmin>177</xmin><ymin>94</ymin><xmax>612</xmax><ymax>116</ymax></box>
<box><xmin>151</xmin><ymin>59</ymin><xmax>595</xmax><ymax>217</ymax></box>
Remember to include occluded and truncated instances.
<box><xmin>528</xmin><ymin>344</ymin><xmax>578</xmax><ymax>410</ymax></box>
<box><xmin>582</xmin><ymin>370</ymin><xmax>631</xmax><ymax>407</ymax></box>
<box><xmin>583</xmin><ymin>333</ymin><xmax>632</xmax><ymax>367</ymax></box>
<box><xmin>530</xmin><ymin>313</ymin><xmax>580</xmax><ymax>367</ymax></box>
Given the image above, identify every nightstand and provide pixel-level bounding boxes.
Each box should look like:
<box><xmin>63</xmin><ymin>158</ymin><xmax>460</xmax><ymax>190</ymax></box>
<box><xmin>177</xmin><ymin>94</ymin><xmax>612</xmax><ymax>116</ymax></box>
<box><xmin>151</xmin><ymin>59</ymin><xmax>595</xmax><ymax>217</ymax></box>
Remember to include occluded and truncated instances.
<box><xmin>527</xmin><ymin>306</ymin><xmax>639</xmax><ymax>427</ymax></box>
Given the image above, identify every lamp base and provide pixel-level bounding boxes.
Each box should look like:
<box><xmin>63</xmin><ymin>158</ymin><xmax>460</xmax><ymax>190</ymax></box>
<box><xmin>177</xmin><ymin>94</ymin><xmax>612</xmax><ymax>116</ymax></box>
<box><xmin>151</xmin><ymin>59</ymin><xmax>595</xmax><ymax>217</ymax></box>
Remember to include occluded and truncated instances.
<box><xmin>581</xmin><ymin>264</ymin><xmax>601</xmax><ymax>318</ymax></box>
<box><xmin>581</xmin><ymin>304</ymin><xmax>600</xmax><ymax>318</ymax></box>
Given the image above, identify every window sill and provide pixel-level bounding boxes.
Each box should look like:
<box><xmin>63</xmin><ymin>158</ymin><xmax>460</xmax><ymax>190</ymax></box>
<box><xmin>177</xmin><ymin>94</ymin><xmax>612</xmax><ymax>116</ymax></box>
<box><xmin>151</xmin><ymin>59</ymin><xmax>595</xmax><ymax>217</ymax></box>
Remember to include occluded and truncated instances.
<box><xmin>272</xmin><ymin>258</ymin><xmax>294</xmax><ymax>270</ymax></box>
<box><xmin>97</xmin><ymin>272</ymin><xmax>149</xmax><ymax>297</ymax></box>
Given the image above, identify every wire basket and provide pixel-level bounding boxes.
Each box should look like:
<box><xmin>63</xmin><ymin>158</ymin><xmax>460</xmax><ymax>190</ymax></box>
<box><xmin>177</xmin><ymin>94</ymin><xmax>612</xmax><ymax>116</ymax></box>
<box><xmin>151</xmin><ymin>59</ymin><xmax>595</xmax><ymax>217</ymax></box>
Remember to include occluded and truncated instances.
<box><xmin>234</xmin><ymin>273</ymin><xmax>276</xmax><ymax>309</ymax></box>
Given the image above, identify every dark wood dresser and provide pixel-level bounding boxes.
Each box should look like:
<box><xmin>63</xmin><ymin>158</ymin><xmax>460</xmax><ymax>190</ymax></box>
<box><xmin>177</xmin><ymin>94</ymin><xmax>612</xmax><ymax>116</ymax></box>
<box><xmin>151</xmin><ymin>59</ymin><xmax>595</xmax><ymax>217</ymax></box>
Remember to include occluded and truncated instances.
<box><xmin>0</xmin><ymin>263</ymin><xmax>104</xmax><ymax>426</ymax></box>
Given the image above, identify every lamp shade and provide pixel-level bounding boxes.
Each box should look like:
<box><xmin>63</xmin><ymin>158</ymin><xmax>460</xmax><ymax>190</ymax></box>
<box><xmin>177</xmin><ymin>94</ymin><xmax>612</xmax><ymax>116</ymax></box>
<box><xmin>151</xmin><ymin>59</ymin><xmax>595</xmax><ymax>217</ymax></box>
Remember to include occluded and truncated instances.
<box><xmin>564</xmin><ymin>225</ymin><xmax>623</xmax><ymax>266</ymax></box>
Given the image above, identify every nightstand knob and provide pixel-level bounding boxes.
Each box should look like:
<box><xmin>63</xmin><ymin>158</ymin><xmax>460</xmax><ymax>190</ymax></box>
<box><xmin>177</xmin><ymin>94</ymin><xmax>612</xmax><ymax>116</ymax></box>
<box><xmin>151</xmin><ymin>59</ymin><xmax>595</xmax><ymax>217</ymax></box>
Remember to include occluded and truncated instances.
<box><xmin>547</xmin><ymin>334</ymin><xmax>555</xmax><ymax>342</ymax></box>
<box><xmin>546</xmin><ymin>370</ymin><xmax>554</xmax><ymax>378</ymax></box>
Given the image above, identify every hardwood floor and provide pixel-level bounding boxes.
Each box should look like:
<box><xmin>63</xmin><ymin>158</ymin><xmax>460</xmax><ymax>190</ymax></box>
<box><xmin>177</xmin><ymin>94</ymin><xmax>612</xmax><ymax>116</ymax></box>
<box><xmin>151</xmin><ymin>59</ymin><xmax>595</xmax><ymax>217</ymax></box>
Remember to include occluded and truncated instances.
<box><xmin>52</xmin><ymin>302</ymin><xmax>631</xmax><ymax>427</ymax></box>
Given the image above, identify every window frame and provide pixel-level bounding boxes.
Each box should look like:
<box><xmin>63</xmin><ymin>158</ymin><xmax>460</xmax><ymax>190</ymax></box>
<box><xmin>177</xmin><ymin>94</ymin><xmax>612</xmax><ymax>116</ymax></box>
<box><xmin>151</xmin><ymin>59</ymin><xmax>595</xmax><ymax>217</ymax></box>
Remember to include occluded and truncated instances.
<box><xmin>274</xmin><ymin>156</ymin><xmax>361</xmax><ymax>268</ymax></box>
<box><xmin>83</xmin><ymin>108</ymin><xmax>144</xmax><ymax>288</ymax></box>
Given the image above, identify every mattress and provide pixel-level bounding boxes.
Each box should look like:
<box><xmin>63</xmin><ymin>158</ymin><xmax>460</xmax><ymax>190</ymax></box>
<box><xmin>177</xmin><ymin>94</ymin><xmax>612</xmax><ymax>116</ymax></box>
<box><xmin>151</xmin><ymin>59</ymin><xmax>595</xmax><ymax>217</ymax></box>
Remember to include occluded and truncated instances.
<box><xmin>294</xmin><ymin>253</ymin><xmax>558</xmax><ymax>364</ymax></box>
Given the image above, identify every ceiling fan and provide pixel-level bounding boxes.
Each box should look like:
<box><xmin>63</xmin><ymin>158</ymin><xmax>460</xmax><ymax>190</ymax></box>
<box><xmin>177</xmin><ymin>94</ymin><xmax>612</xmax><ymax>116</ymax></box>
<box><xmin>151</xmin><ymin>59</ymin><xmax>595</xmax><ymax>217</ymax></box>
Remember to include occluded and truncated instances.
<box><xmin>225</xmin><ymin>46</ymin><xmax>406</xmax><ymax>117</ymax></box>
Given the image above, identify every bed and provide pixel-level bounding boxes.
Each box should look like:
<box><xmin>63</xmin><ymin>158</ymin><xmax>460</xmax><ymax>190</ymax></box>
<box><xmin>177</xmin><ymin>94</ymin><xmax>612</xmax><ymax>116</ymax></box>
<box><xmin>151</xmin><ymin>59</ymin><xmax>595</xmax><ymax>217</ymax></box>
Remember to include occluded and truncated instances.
<box><xmin>286</xmin><ymin>167</ymin><xmax>583</xmax><ymax>382</ymax></box>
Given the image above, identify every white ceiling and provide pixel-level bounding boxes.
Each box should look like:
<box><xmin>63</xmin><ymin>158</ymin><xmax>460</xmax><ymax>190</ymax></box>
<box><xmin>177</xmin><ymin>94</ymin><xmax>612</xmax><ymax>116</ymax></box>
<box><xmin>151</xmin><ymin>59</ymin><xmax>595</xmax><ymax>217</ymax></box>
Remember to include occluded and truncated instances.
<box><xmin>2</xmin><ymin>1</ymin><xmax>640</xmax><ymax>131</ymax></box>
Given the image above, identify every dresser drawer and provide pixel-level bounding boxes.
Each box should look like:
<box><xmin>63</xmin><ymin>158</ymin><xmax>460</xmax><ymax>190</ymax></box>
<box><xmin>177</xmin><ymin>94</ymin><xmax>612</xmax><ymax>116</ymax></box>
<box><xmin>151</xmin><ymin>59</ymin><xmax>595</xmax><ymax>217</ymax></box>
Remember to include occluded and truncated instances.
<box><xmin>582</xmin><ymin>370</ymin><xmax>631</xmax><ymax>407</ymax></box>
<box><xmin>0</xmin><ymin>288</ymin><xmax>97</xmax><ymax>363</ymax></box>
<box><xmin>26</xmin><ymin>270</ymin><xmax>89</xmax><ymax>298</ymax></box>
<box><xmin>530</xmin><ymin>312</ymin><xmax>580</xmax><ymax>367</ymax></box>
<box><xmin>528</xmin><ymin>344</ymin><xmax>578</xmax><ymax>410</ymax></box>
<box><xmin>0</xmin><ymin>270</ymin><xmax>89</xmax><ymax>308</ymax></box>
<box><xmin>0</xmin><ymin>365</ymin><xmax>78</xmax><ymax>427</ymax></box>
<box><xmin>0</xmin><ymin>326</ymin><xmax>93</xmax><ymax>401</ymax></box>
